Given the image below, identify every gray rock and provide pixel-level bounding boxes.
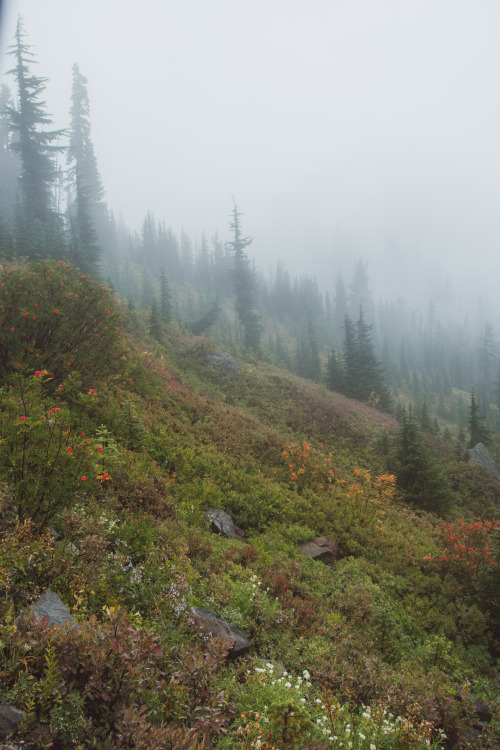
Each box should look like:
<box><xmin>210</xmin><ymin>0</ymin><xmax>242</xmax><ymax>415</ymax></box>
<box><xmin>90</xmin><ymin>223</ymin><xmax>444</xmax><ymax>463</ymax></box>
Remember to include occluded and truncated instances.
<box><xmin>206</xmin><ymin>351</ymin><xmax>240</xmax><ymax>374</ymax></box>
<box><xmin>473</xmin><ymin>698</ymin><xmax>493</xmax><ymax>723</ymax></box>
<box><xmin>30</xmin><ymin>590</ymin><xmax>77</xmax><ymax>628</ymax></box>
<box><xmin>205</xmin><ymin>508</ymin><xmax>244</xmax><ymax>539</ymax></box>
<box><xmin>0</xmin><ymin>705</ymin><xmax>23</xmax><ymax>739</ymax></box>
<box><xmin>299</xmin><ymin>536</ymin><xmax>338</xmax><ymax>561</ymax></box>
<box><xmin>467</xmin><ymin>443</ymin><xmax>500</xmax><ymax>482</ymax></box>
<box><xmin>192</xmin><ymin>607</ymin><xmax>251</xmax><ymax>657</ymax></box>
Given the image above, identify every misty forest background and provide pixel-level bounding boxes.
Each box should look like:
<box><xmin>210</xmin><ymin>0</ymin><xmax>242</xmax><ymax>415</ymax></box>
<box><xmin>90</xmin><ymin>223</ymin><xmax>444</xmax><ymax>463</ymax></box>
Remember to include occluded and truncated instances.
<box><xmin>1</xmin><ymin>19</ymin><xmax>500</xmax><ymax>451</ymax></box>
<box><xmin>1</xmin><ymin>18</ymin><xmax>500</xmax><ymax>749</ymax></box>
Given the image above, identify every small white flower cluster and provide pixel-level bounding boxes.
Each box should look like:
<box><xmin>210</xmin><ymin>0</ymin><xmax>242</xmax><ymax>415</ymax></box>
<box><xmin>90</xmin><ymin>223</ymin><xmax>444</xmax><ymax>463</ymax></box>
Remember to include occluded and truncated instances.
<box><xmin>251</xmin><ymin>662</ymin><xmax>312</xmax><ymax>691</ymax></box>
<box><xmin>249</xmin><ymin>574</ymin><xmax>261</xmax><ymax>599</ymax></box>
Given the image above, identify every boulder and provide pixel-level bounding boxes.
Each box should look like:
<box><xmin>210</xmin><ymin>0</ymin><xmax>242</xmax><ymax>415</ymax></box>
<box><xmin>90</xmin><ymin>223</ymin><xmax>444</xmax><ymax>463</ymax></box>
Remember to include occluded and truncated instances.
<box><xmin>473</xmin><ymin>697</ymin><xmax>493</xmax><ymax>724</ymax></box>
<box><xmin>191</xmin><ymin>607</ymin><xmax>251</xmax><ymax>657</ymax></box>
<box><xmin>205</xmin><ymin>509</ymin><xmax>245</xmax><ymax>540</ymax></box>
<box><xmin>0</xmin><ymin>705</ymin><xmax>23</xmax><ymax>740</ymax></box>
<box><xmin>206</xmin><ymin>351</ymin><xmax>240</xmax><ymax>374</ymax></box>
<box><xmin>299</xmin><ymin>536</ymin><xmax>338</xmax><ymax>561</ymax></box>
<box><xmin>30</xmin><ymin>590</ymin><xmax>77</xmax><ymax>628</ymax></box>
<box><xmin>467</xmin><ymin>443</ymin><xmax>500</xmax><ymax>482</ymax></box>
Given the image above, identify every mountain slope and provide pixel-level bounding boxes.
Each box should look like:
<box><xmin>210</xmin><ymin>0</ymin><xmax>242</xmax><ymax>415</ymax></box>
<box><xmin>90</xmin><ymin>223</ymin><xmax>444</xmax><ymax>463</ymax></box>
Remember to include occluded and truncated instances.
<box><xmin>0</xmin><ymin>262</ymin><xmax>498</xmax><ymax>749</ymax></box>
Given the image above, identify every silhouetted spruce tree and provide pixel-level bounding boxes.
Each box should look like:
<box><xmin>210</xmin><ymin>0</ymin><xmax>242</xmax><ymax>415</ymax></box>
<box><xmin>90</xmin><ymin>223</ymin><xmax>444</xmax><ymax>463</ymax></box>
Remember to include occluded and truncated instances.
<box><xmin>468</xmin><ymin>388</ymin><xmax>490</xmax><ymax>448</ymax></box>
<box><xmin>6</xmin><ymin>18</ymin><xmax>66</xmax><ymax>256</ymax></box>
<box><xmin>0</xmin><ymin>84</ymin><xmax>20</xmax><ymax>225</ymax></box>
<box><xmin>390</xmin><ymin>407</ymin><xmax>454</xmax><ymax>515</ymax></box>
<box><xmin>355</xmin><ymin>308</ymin><xmax>391</xmax><ymax>409</ymax></box>
<box><xmin>149</xmin><ymin>299</ymin><xmax>163</xmax><ymax>341</ymax></box>
<box><xmin>295</xmin><ymin>311</ymin><xmax>321</xmax><ymax>382</ymax></box>
<box><xmin>340</xmin><ymin>309</ymin><xmax>391</xmax><ymax>410</ymax></box>
<box><xmin>159</xmin><ymin>268</ymin><xmax>172</xmax><ymax>324</ymax></box>
<box><xmin>333</xmin><ymin>273</ymin><xmax>348</xmax><ymax>343</ymax></box>
<box><xmin>326</xmin><ymin>344</ymin><xmax>345</xmax><ymax>393</ymax></box>
<box><xmin>348</xmin><ymin>260</ymin><xmax>375</xmax><ymax>323</ymax></box>
<box><xmin>420</xmin><ymin>398</ymin><xmax>432</xmax><ymax>431</ymax></box>
<box><xmin>66</xmin><ymin>63</ymin><xmax>103</xmax><ymax>273</ymax></box>
<box><xmin>189</xmin><ymin>296</ymin><xmax>220</xmax><ymax>335</ymax></box>
<box><xmin>229</xmin><ymin>201</ymin><xmax>262</xmax><ymax>349</ymax></box>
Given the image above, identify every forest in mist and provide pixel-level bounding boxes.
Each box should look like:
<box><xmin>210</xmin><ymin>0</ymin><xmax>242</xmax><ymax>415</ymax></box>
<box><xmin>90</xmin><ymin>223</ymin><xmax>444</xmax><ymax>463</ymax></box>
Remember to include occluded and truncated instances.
<box><xmin>1</xmin><ymin>15</ymin><xmax>500</xmax><ymax>445</ymax></box>
<box><xmin>2</xmin><ymin>12</ymin><xmax>500</xmax><ymax>749</ymax></box>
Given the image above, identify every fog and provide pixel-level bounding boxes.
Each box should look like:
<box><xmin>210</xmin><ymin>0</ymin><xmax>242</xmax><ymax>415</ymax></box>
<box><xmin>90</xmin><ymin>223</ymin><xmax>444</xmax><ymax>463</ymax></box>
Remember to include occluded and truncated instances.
<box><xmin>1</xmin><ymin>0</ymin><xmax>500</xmax><ymax>312</ymax></box>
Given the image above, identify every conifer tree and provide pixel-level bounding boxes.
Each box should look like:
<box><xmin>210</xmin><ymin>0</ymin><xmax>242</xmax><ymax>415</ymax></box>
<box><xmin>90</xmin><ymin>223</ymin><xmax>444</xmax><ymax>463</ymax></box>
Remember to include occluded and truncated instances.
<box><xmin>390</xmin><ymin>407</ymin><xmax>454</xmax><ymax>515</ymax></box>
<box><xmin>326</xmin><ymin>344</ymin><xmax>345</xmax><ymax>393</ymax></box>
<box><xmin>468</xmin><ymin>388</ymin><xmax>490</xmax><ymax>448</ymax></box>
<box><xmin>229</xmin><ymin>201</ymin><xmax>262</xmax><ymax>349</ymax></box>
<box><xmin>159</xmin><ymin>268</ymin><xmax>172</xmax><ymax>324</ymax></box>
<box><xmin>67</xmin><ymin>63</ymin><xmax>103</xmax><ymax>272</ymax></box>
<box><xmin>349</xmin><ymin>260</ymin><xmax>375</xmax><ymax>322</ymax></box>
<box><xmin>337</xmin><ymin>309</ymin><xmax>391</xmax><ymax>410</ymax></box>
<box><xmin>189</xmin><ymin>296</ymin><xmax>220</xmax><ymax>336</ymax></box>
<box><xmin>0</xmin><ymin>84</ymin><xmax>20</xmax><ymax>224</ymax></box>
<box><xmin>149</xmin><ymin>299</ymin><xmax>163</xmax><ymax>341</ymax></box>
<box><xmin>6</xmin><ymin>18</ymin><xmax>66</xmax><ymax>256</ymax></box>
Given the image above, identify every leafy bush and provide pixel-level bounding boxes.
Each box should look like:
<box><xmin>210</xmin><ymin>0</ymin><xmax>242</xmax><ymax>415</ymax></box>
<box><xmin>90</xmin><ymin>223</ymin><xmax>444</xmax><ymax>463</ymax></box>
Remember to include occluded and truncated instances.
<box><xmin>0</xmin><ymin>260</ymin><xmax>125</xmax><ymax>384</ymax></box>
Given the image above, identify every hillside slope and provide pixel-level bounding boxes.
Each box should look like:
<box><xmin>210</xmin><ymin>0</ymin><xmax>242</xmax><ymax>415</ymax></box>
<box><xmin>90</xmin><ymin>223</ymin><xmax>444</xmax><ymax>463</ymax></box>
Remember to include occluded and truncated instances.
<box><xmin>0</xmin><ymin>262</ymin><xmax>499</xmax><ymax>749</ymax></box>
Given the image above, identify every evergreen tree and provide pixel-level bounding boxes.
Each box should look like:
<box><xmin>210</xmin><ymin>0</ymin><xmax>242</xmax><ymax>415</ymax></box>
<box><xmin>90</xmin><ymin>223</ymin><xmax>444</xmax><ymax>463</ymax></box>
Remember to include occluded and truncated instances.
<box><xmin>66</xmin><ymin>63</ymin><xmax>103</xmax><ymax>272</ymax></box>
<box><xmin>338</xmin><ymin>309</ymin><xmax>391</xmax><ymax>410</ymax></box>
<box><xmin>420</xmin><ymin>398</ymin><xmax>432</xmax><ymax>431</ymax></box>
<box><xmin>6</xmin><ymin>18</ymin><xmax>66</xmax><ymax>254</ymax></box>
<box><xmin>468</xmin><ymin>388</ymin><xmax>490</xmax><ymax>448</ymax></box>
<box><xmin>229</xmin><ymin>201</ymin><xmax>262</xmax><ymax>349</ymax></box>
<box><xmin>390</xmin><ymin>407</ymin><xmax>454</xmax><ymax>515</ymax></box>
<box><xmin>149</xmin><ymin>299</ymin><xmax>163</xmax><ymax>341</ymax></box>
<box><xmin>0</xmin><ymin>84</ymin><xmax>20</xmax><ymax>224</ymax></box>
<box><xmin>348</xmin><ymin>260</ymin><xmax>375</xmax><ymax>323</ymax></box>
<box><xmin>295</xmin><ymin>310</ymin><xmax>321</xmax><ymax>382</ymax></box>
<box><xmin>354</xmin><ymin>308</ymin><xmax>391</xmax><ymax>409</ymax></box>
<box><xmin>189</xmin><ymin>296</ymin><xmax>220</xmax><ymax>336</ymax></box>
<box><xmin>326</xmin><ymin>344</ymin><xmax>345</xmax><ymax>393</ymax></box>
<box><xmin>159</xmin><ymin>268</ymin><xmax>172</xmax><ymax>324</ymax></box>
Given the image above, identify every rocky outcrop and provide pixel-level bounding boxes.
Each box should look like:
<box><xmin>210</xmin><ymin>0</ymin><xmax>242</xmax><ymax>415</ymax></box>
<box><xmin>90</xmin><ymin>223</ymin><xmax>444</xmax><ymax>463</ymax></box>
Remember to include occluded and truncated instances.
<box><xmin>205</xmin><ymin>509</ymin><xmax>245</xmax><ymax>540</ymax></box>
<box><xmin>30</xmin><ymin>590</ymin><xmax>77</xmax><ymax>628</ymax></box>
<box><xmin>299</xmin><ymin>536</ymin><xmax>338</xmax><ymax>561</ymax></box>
<box><xmin>467</xmin><ymin>442</ymin><xmax>500</xmax><ymax>482</ymax></box>
<box><xmin>191</xmin><ymin>607</ymin><xmax>251</xmax><ymax>657</ymax></box>
<box><xmin>0</xmin><ymin>705</ymin><xmax>23</xmax><ymax>740</ymax></box>
<box><xmin>206</xmin><ymin>351</ymin><xmax>240</xmax><ymax>374</ymax></box>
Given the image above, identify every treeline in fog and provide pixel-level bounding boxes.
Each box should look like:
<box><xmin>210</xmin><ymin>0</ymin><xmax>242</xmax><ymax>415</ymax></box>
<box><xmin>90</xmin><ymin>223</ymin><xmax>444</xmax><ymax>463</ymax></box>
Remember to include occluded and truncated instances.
<box><xmin>1</xmin><ymin>19</ymin><xmax>499</xmax><ymax>440</ymax></box>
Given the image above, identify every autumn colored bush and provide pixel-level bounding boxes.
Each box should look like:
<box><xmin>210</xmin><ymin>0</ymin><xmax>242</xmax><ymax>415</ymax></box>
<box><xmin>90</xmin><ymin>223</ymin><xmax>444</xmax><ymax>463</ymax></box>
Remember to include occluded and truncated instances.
<box><xmin>0</xmin><ymin>370</ymin><xmax>117</xmax><ymax>524</ymax></box>
<box><xmin>0</xmin><ymin>260</ymin><xmax>125</xmax><ymax>384</ymax></box>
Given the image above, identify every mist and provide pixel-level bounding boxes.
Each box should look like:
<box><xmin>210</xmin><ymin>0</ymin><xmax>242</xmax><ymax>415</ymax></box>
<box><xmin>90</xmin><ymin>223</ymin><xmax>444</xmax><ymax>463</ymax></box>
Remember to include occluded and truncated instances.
<box><xmin>1</xmin><ymin>0</ymin><xmax>500</xmax><ymax>317</ymax></box>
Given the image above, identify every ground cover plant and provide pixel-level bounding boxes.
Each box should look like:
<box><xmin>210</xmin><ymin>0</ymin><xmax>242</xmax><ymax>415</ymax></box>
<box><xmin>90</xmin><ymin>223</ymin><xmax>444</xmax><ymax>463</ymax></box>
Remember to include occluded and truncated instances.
<box><xmin>0</xmin><ymin>262</ymin><xmax>499</xmax><ymax>748</ymax></box>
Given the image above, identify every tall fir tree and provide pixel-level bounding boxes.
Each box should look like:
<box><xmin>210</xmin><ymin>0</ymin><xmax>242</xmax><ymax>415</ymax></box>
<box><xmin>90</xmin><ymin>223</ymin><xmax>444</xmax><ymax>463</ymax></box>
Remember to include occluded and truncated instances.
<box><xmin>348</xmin><ymin>260</ymin><xmax>375</xmax><ymax>323</ymax></box>
<box><xmin>335</xmin><ymin>309</ymin><xmax>391</xmax><ymax>410</ymax></box>
<box><xmin>159</xmin><ymin>267</ymin><xmax>172</xmax><ymax>324</ymax></box>
<box><xmin>326</xmin><ymin>344</ymin><xmax>345</xmax><ymax>393</ymax></box>
<box><xmin>468</xmin><ymin>388</ymin><xmax>490</xmax><ymax>448</ymax></box>
<box><xmin>390</xmin><ymin>407</ymin><xmax>454</xmax><ymax>515</ymax></box>
<box><xmin>66</xmin><ymin>63</ymin><xmax>103</xmax><ymax>272</ymax></box>
<box><xmin>6</xmin><ymin>18</ymin><xmax>66</xmax><ymax>257</ymax></box>
<box><xmin>229</xmin><ymin>201</ymin><xmax>262</xmax><ymax>349</ymax></box>
<box><xmin>0</xmin><ymin>84</ymin><xmax>20</xmax><ymax>227</ymax></box>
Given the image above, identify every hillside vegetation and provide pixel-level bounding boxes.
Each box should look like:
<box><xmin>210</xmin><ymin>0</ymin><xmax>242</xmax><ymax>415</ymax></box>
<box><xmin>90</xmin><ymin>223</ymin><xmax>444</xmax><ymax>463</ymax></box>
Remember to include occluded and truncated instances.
<box><xmin>0</xmin><ymin>261</ymin><xmax>499</xmax><ymax>749</ymax></box>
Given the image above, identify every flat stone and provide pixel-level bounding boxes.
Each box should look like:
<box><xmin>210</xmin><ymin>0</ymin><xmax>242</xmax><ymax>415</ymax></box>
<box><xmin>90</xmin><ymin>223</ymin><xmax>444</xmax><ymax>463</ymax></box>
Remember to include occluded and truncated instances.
<box><xmin>206</xmin><ymin>351</ymin><xmax>240</xmax><ymax>374</ymax></box>
<box><xmin>192</xmin><ymin>607</ymin><xmax>251</xmax><ymax>657</ymax></box>
<box><xmin>30</xmin><ymin>590</ymin><xmax>77</xmax><ymax>628</ymax></box>
<box><xmin>299</xmin><ymin>536</ymin><xmax>337</xmax><ymax>561</ymax></box>
<box><xmin>467</xmin><ymin>443</ymin><xmax>500</xmax><ymax>482</ymax></box>
<box><xmin>0</xmin><ymin>705</ymin><xmax>23</xmax><ymax>739</ymax></box>
<box><xmin>205</xmin><ymin>509</ymin><xmax>244</xmax><ymax>540</ymax></box>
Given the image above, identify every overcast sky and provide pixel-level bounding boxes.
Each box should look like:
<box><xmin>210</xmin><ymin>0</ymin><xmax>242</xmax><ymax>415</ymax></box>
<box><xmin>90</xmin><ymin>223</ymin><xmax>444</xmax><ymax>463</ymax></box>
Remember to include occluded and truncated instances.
<box><xmin>1</xmin><ymin>0</ymin><xmax>500</xmax><ymax>311</ymax></box>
